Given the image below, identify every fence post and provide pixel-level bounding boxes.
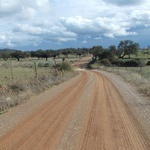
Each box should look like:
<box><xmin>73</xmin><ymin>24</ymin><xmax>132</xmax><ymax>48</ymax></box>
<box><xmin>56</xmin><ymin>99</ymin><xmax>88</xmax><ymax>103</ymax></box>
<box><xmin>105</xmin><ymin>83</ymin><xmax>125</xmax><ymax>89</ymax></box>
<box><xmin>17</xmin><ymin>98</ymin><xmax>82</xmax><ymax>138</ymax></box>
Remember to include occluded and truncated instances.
<box><xmin>139</xmin><ymin>66</ymin><xmax>143</xmax><ymax>75</ymax></box>
<box><xmin>10</xmin><ymin>62</ymin><xmax>13</xmax><ymax>81</ymax></box>
<box><xmin>34</xmin><ymin>62</ymin><xmax>38</xmax><ymax>78</ymax></box>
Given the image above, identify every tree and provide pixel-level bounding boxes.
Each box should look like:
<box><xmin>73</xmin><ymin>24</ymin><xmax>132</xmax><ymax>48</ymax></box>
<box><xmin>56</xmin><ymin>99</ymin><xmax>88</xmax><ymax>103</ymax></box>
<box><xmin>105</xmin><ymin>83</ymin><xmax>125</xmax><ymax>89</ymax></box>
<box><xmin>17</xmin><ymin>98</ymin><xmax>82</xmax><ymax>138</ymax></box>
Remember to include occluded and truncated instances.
<box><xmin>108</xmin><ymin>45</ymin><xmax>116</xmax><ymax>54</ymax></box>
<box><xmin>99</xmin><ymin>51</ymin><xmax>115</xmax><ymax>63</ymax></box>
<box><xmin>41</xmin><ymin>50</ymin><xmax>51</xmax><ymax>61</ymax></box>
<box><xmin>50</xmin><ymin>50</ymin><xmax>60</xmax><ymax>60</ymax></box>
<box><xmin>33</xmin><ymin>49</ymin><xmax>43</xmax><ymax>59</ymax></box>
<box><xmin>117</xmin><ymin>40</ymin><xmax>140</xmax><ymax>58</ymax></box>
<box><xmin>11</xmin><ymin>50</ymin><xmax>25</xmax><ymax>61</ymax></box>
<box><xmin>1</xmin><ymin>52</ymin><xmax>10</xmax><ymax>61</ymax></box>
<box><xmin>23</xmin><ymin>51</ymin><xmax>31</xmax><ymax>58</ymax></box>
<box><xmin>90</xmin><ymin>46</ymin><xmax>104</xmax><ymax>60</ymax></box>
<box><xmin>32</xmin><ymin>49</ymin><xmax>50</xmax><ymax>60</ymax></box>
<box><xmin>61</xmin><ymin>49</ymin><xmax>73</xmax><ymax>57</ymax></box>
<box><xmin>76</xmin><ymin>51</ymin><xmax>83</xmax><ymax>57</ymax></box>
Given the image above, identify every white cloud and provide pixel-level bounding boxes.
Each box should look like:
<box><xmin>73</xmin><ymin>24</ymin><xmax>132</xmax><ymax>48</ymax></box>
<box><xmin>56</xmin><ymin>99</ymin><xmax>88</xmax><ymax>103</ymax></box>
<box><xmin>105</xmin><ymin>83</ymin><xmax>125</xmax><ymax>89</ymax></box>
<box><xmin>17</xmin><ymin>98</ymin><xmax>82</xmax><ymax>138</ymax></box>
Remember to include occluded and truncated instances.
<box><xmin>0</xmin><ymin>0</ymin><xmax>150</xmax><ymax>49</ymax></box>
<box><xmin>95</xmin><ymin>37</ymin><xmax>102</xmax><ymax>40</ymax></box>
<box><xmin>130</xmin><ymin>10</ymin><xmax>150</xmax><ymax>27</ymax></box>
<box><xmin>0</xmin><ymin>34</ymin><xmax>6</xmax><ymax>40</ymax></box>
<box><xmin>20</xmin><ymin>7</ymin><xmax>36</xmax><ymax>20</ymax></box>
<box><xmin>60</xmin><ymin>16</ymin><xmax>137</xmax><ymax>37</ymax></box>
<box><xmin>104</xmin><ymin>33</ymin><xmax>114</xmax><ymax>38</ymax></box>
<box><xmin>82</xmin><ymin>40</ymin><xmax>87</xmax><ymax>44</ymax></box>
<box><xmin>0</xmin><ymin>0</ymin><xmax>21</xmax><ymax>17</ymax></box>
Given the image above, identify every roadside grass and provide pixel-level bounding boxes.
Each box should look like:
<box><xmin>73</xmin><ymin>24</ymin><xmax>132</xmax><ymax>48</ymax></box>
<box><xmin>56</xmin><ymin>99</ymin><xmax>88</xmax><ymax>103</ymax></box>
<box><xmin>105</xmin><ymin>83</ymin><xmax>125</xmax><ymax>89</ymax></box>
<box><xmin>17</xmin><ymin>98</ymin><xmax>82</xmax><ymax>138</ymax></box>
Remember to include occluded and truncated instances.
<box><xmin>106</xmin><ymin>66</ymin><xmax>150</xmax><ymax>80</ymax></box>
<box><xmin>0</xmin><ymin>62</ymin><xmax>53</xmax><ymax>85</ymax></box>
<box><xmin>0</xmin><ymin>56</ymin><xmax>79</xmax><ymax>84</ymax></box>
<box><xmin>103</xmin><ymin>66</ymin><xmax>150</xmax><ymax>96</ymax></box>
<box><xmin>0</xmin><ymin>59</ymin><xmax>77</xmax><ymax>113</ymax></box>
<box><xmin>122</xmin><ymin>51</ymin><xmax>150</xmax><ymax>59</ymax></box>
<box><xmin>87</xmin><ymin>52</ymin><xmax>150</xmax><ymax>97</ymax></box>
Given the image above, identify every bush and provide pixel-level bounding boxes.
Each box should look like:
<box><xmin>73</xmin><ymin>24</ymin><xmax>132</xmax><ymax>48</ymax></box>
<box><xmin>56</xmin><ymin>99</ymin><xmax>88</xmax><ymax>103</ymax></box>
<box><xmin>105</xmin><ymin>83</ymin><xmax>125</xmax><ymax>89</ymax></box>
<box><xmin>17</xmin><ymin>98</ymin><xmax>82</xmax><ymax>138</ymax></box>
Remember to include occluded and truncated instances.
<box><xmin>123</xmin><ymin>59</ymin><xmax>142</xmax><ymax>67</ymax></box>
<box><xmin>84</xmin><ymin>59</ymin><xmax>96</xmax><ymax>69</ymax></box>
<box><xmin>37</xmin><ymin>62</ymin><xmax>50</xmax><ymax>67</ymax></box>
<box><xmin>60</xmin><ymin>62</ymin><xmax>73</xmax><ymax>71</ymax></box>
<box><xmin>99</xmin><ymin>51</ymin><xmax>115</xmax><ymax>63</ymax></box>
<box><xmin>146</xmin><ymin>61</ymin><xmax>150</xmax><ymax>65</ymax></box>
<box><xmin>2</xmin><ymin>62</ymin><xmax>9</xmax><ymax>68</ymax></box>
<box><xmin>100</xmin><ymin>59</ymin><xmax>111</xmax><ymax>67</ymax></box>
<box><xmin>112</xmin><ymin>60</ymin><xmax>124</xmax><ymax>67</ymax></box>
<box><xmin>8</xmin><ymin>82</ymin><xmax>26</xmax><ymax>93</ymax></box>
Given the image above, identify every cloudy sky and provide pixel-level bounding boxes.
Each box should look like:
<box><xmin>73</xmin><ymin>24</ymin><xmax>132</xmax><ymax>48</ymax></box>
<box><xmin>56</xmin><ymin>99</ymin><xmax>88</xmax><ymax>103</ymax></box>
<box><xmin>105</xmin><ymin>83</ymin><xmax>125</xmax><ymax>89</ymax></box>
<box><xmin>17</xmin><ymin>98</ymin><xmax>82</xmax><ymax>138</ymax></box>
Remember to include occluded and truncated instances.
<box><xmin>0</xmin><ymin>0</ymin><xmax>150</xmax><ymax>50</ymax></box>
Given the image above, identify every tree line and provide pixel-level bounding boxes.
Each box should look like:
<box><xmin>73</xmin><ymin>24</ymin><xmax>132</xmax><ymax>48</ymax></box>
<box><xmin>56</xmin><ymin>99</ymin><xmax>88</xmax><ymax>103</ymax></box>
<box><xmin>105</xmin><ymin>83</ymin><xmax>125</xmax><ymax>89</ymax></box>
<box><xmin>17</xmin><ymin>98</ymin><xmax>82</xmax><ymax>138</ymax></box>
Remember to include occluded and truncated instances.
<box><xmin>0</xmin><ymin>40</ymin><xmax>149</xmax><ymax>62</ymax></box>
<box><xmin>0</xmin><ymin>48</ymin><xmax>89</xmax><ymax>61</ymax></box>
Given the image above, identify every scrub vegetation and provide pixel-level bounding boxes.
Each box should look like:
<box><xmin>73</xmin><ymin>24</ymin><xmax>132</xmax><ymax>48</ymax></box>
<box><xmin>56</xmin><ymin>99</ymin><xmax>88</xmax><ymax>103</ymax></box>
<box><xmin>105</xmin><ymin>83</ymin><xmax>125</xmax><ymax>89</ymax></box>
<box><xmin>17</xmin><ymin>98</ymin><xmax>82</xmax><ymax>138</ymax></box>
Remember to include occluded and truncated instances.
<box><xmin>0</xmin><ymin>48</ymin><xmax>89</xmax><ymax>113</ymax></box>
<box><xmin>85</xmin><ymin>40</ymin><xmax>150</xmax><ymax>97</ymax></box>
<box><xmin>0</xmin><ymin>39</ymin><xmax>150</xmax><ymax>113</ymax></box>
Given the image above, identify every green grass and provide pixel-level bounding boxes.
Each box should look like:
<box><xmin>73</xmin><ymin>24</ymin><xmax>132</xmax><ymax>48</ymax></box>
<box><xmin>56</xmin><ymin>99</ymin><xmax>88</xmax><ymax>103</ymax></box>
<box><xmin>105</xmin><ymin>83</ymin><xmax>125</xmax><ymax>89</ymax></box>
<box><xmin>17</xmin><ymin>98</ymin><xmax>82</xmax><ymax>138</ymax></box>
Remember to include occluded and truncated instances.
<box><xmin>0</xmin><ymin>62</ymin><xmax>52</xmax><ymax>85</ymax></box>
<box><xmin>0</xmin><ymin>58</ymin><xmax>77</xmax><ymax>113</ymax></box>
<box><xmin>0</xmin><ymin>55</ymin><xmax>80</xmax><ymax>85</ymax></box>
<box><xmin>0</xmin><ymin>67</ymin><xmax>33</xmax><ymax>84</ymax></box>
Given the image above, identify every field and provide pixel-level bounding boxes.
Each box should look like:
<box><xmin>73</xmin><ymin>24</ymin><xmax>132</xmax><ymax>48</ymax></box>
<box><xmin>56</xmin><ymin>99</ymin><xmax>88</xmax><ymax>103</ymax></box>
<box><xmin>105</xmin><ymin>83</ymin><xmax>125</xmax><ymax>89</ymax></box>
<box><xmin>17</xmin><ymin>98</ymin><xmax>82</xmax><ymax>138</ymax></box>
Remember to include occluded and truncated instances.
<box><xmin>0</xmin><ymin>55</ymin><xmax>80</xmax><ymax>113</ymax></box>
<box><xmin>0</xmin><ymin>55</ymin><xmax>80</xmax><ymax>85</ymax></box>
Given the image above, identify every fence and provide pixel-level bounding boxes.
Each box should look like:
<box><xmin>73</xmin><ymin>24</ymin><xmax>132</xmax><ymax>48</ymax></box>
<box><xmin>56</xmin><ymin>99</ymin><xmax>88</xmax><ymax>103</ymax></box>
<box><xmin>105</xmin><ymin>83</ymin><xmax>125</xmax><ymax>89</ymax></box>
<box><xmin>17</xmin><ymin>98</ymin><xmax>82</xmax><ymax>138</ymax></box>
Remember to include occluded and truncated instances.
<box><xmin>107</xmin><ymin>66</ymin><xmax>150</xmax><ymax>80</ymax></box>
<box><xmin>0</xmin><ymin>60</ymin><xmax>55</xmax><ymax>85</ymax></box>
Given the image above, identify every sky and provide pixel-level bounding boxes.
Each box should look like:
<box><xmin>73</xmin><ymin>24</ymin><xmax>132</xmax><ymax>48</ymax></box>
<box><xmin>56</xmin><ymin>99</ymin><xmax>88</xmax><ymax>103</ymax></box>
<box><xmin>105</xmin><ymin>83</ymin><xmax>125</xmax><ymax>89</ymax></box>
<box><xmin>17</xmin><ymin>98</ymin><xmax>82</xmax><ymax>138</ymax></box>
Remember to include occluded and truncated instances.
<box><xmin>0</xmin><ymin>0</ymin><xmax>150</xmax><ymax>50</ymax></box>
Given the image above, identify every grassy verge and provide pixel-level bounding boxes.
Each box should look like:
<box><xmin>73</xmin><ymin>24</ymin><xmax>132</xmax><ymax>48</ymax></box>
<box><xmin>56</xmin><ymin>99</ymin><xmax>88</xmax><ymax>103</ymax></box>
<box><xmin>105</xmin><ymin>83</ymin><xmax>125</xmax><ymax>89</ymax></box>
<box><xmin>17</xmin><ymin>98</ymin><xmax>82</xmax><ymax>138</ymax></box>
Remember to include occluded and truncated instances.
<box><xmin>0</xmin><ymin>61</ymin><xmax>77</xmax><ymax>114</ymax></box>
<box><xmin>102</xmin><ymin>66</ymin><xmax>150</xmax><ymax>97</ymax></box>
<box><xmin>85</xmin><ymin>55</ymin><xmax>150</xmax><ymax>97</ymax></box>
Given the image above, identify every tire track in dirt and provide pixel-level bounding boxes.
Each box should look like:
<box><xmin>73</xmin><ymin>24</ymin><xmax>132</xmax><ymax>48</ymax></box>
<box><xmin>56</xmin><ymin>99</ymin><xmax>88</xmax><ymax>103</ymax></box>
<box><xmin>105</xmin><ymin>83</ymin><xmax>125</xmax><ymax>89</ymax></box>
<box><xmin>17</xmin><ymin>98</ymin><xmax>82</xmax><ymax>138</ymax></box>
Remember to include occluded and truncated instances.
<box><xmin>0</xmin><ymin>70</ymin><xmax>150</xmax><ymax>150</ymax></box>
<box><xmin>0</xmin><ymin>71</ymin><xmax>88</xmax><ymax>150</ymax></box>
<box><xmin>77</xmin><ymin>71</ymin><xmax>150</xmax><ymax>150</ymax></box>
<box><xmin>56</xmin><ymin>71</ymin><xmax>96</xmax><ymax>150</ymax></box>
<box><xmin>100</xmin><ymin>73</ymin><xmax>150</xmax><ymax>150</ymax></box>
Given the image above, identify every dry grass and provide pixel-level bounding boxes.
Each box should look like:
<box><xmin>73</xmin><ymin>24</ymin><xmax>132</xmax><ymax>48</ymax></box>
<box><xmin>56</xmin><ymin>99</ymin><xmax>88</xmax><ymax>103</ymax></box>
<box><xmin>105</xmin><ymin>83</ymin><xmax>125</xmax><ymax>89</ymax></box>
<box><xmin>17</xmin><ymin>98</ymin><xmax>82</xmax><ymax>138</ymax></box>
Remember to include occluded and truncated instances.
<box><xmin>0</xmin><ymin>61</ymin><xmax>77</xmax><ymax>113</ymax></box>
<box><xmin>0</xmin><ymin>61</ymin><xmax>54</xmax><ymax>85</ymax></box>
<box><xmin>103</xmin><ymin>66</ymin><xmax>150</xmax><ymax>97</ymax></box>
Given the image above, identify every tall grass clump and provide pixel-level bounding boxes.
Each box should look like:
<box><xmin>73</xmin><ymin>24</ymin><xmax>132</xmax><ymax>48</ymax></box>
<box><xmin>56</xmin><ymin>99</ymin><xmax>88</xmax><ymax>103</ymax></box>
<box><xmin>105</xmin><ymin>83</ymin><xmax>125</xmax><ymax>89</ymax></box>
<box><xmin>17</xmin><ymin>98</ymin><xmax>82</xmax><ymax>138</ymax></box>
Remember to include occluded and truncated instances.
<box><xmin>60</xmin><ymin>61</ymin><xmax>73</xmax><ymax>71</ymax></box>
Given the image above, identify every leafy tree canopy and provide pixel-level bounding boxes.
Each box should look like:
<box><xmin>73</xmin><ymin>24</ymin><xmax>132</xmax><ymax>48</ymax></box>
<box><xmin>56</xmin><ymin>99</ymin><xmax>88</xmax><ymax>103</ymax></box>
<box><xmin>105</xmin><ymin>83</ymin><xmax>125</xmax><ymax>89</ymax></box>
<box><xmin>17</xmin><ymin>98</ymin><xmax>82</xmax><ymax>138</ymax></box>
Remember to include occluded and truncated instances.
<box><xmin>117</xmin><ymin>40</ymin><xmax>140</xmax><ymax>58</ymax></box>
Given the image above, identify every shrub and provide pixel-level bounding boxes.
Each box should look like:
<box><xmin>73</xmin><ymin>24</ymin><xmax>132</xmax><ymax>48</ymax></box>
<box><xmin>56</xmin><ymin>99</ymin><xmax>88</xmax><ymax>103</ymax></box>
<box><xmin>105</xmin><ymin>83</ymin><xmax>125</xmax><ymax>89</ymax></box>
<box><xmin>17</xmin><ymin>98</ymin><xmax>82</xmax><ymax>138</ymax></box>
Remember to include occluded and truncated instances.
<box><xmin>146</xmin><ymin>61</ymin><xmax>150</xmax><ymax>65</ymax></box>
<box><xmin>99</xmin><ymin>51</ymin><xmax>115</xmax><ymax>63</ymax></box>
<box><xmin>83</xmin><ymin>59</ymin><xmax>96</xmax><ymax>69</ymax></box>
<box><xmin>123</xmin><ymin>59</ymin><xmax>142</xmax><ymax>67</ymax></box>
<box><xmin>112</xmin><ymin>60</ymin><xmax>124</xmax><ymax>67</ymax></box>
<box><xmin>8</xmin><ymin>82</ymin><xmax>26</xmax><ymax>93</ymax></box>
<box><xmin>22</xmin><ymin>63</ymin><xmax>33</xmax><ymax>68</ymax></box>
<box><xmin>100</xmin><ymin>59</ymin><xmax>111</xmax><ymax>67</ymax></box>
<box><xmin>2</xmin><ymin>62</ymin><xmax>9</xmax><ymax>68</ymax></box>
<box><xmin>60</xmin><ymin>62</ymin><xmax>73</xmax><ymax>71</ymax></box>
<box><xmin>37</xmin><ymin>62</ymin><xmax>50</xmax><ymax>67</ymax></box>
<box><xmin>37</xmin><ymin>62</ymin><xmax>44</xmax><ymax>67</ymax></box>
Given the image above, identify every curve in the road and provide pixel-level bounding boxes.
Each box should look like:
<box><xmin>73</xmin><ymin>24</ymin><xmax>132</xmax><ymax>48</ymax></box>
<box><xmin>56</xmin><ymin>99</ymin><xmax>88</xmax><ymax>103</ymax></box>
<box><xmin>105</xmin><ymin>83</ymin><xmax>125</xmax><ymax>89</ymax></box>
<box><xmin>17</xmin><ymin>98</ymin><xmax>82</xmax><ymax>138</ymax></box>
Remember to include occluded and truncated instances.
<box><xmin>0</xmin><ymin>70</ymin><xmax>149</xmax><ymax>150</ymax></box>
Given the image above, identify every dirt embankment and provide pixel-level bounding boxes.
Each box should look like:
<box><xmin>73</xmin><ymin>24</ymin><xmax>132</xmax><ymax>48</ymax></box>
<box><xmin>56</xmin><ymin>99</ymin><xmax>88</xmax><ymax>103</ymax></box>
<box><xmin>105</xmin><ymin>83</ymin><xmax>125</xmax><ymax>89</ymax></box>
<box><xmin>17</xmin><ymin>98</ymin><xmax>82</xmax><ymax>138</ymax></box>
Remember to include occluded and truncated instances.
<box><xmin>0</xmin><ymin>68</ymin><xmax>150</xmax><ymax>149</ymax></box>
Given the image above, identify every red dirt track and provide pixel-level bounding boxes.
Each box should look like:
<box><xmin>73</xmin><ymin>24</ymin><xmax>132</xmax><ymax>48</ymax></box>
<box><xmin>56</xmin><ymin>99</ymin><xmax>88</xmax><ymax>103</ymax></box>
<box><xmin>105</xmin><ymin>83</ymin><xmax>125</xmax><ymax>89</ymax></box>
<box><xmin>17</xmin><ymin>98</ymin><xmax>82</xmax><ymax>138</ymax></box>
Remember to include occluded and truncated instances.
<box><xmin>0</xmin><ymin>67</ymin><xmax>150</xmax><ymax>149</ymax></box>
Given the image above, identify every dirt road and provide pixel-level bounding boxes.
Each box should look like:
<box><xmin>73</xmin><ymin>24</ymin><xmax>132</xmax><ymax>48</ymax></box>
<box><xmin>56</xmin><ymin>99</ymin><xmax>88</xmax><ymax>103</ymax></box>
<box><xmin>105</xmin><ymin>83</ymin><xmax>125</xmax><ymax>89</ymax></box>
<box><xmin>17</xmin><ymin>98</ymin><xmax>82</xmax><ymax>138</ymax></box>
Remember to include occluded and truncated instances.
<box><xmin>0</xmin><ymin>69</ymin><xmax>150</xmax><ymax>150</ymax></box>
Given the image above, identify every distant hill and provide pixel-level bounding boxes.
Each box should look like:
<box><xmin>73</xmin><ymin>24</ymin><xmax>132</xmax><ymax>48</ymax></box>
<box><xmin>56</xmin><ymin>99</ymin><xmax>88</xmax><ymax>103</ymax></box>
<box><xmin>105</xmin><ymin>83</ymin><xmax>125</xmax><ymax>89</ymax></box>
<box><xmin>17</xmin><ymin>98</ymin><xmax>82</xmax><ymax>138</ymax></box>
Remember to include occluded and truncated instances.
<box><xmin>0</xmin><ymin>48</ymin><xmax>17</xmax><ymax>53</ymax></box>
